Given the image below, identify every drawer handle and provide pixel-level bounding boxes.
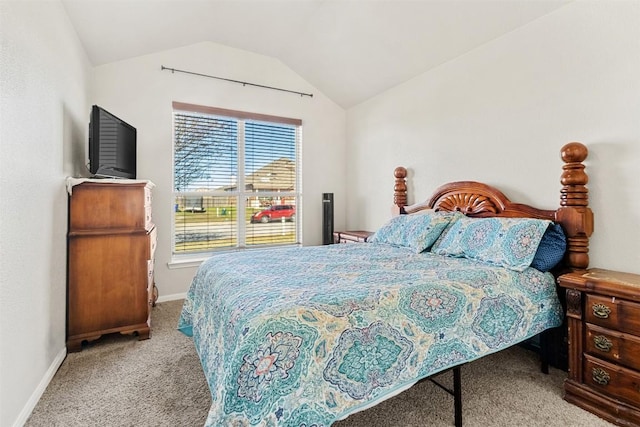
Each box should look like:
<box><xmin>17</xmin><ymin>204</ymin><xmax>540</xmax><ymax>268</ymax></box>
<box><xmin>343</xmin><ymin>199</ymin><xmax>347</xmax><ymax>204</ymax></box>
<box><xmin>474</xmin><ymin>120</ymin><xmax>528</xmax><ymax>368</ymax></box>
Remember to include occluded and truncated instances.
<box><xmin>592</xmin><ymin>303</ymin><xmax>612</xmax><ymax>319</ymax></box>
<box><xmin>592</xmin><ymin>367</ymin><xmax>610</xmax><ymax>386</ymax></box>
<box><xmin>594</xmin><ymin>335</ymin><xmax>613</xmax><ymax>352</ymax></box>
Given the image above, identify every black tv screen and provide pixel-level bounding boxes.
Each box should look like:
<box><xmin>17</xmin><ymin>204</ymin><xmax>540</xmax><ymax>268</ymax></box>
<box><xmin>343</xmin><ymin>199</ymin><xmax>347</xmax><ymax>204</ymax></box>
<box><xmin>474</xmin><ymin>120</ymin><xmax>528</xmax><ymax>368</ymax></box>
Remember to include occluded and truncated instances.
<box><xmin>89</xmin><ymin>105</ymin><xmax>137</xmax><ymax>179</ymax></box>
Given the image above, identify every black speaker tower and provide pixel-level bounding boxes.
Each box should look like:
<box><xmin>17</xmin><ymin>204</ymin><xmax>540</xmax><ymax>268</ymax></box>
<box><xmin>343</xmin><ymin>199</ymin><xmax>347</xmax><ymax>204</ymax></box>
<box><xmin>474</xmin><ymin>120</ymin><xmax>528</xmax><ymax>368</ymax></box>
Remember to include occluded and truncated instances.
<box><xmin>322</xmin><ymin>193</ymin><xmax>334</xmax><ymax>245</ymax></box>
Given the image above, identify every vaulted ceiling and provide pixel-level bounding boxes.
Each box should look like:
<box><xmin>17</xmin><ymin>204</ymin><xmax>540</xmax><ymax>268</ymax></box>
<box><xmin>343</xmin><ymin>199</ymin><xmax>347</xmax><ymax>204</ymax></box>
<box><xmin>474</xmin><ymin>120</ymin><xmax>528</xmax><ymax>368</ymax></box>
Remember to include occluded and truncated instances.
<box><xmin>62</xmin><ymin>0</ymin><xmax>570</xmax><ymax>108</ymax></box>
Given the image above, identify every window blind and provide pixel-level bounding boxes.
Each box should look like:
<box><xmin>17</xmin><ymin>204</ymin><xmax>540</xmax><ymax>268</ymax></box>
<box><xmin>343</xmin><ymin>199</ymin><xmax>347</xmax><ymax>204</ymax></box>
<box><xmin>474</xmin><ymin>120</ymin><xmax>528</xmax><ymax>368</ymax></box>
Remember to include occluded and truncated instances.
<box><xmin>172</xmin><ymin>103</ymin><xmax>301</xmax><ymax>257</ymax></box>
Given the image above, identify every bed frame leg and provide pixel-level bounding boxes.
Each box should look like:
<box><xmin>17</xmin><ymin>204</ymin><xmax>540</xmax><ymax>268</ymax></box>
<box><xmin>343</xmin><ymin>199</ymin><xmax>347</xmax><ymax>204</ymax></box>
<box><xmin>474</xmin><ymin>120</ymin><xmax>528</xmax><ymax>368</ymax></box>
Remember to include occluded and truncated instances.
<box><xmin>541</xmin><ymin>360</ymin><xmax>549</xmax><ymax>375</ymax></box>
<box><xmin>453</xmin><ymin>366</ymin><xmax>462</xmax><ymax>427</ymax></box>
<box><xmin>539</xmin><ymin>329</ymin><xmax>551</xmax><ymax>374</ymax></box>
<box><xmin>427</xmin><ymin>365</ymin><xmax>463</xmax><ymax>426</ymax></box>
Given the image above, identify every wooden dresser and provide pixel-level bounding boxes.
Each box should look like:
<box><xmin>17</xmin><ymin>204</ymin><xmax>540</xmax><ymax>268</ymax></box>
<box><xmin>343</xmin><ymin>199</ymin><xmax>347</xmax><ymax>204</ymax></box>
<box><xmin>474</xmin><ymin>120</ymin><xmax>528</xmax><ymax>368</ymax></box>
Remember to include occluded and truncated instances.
<box><xmin>67</xmin><ymin>180</ymin><xmax>156</xmax><ymax>352</ymax></box>
<box><xmin>332</xmin><ymin>230</ymin><xmax>373</xmax><ymax>244</ymax></box>
<box><xmin>558</xmin><ymin>268</ymin><xmax>640</xmax><ymax>426</ymax></box>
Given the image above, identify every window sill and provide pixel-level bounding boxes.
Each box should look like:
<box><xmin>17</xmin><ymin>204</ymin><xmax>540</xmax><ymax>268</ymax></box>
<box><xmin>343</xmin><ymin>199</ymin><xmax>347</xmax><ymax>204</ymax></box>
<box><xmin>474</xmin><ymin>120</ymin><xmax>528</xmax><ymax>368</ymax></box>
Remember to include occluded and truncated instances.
<box><xmin>167</xmin><ymin>257</ymin><xmax>208</xmax><ymax>270</ymax></box>
<box><xmin>168</xmin><ymin>243</ymin><xmax>302</xmax><ymax>269</ymax></box>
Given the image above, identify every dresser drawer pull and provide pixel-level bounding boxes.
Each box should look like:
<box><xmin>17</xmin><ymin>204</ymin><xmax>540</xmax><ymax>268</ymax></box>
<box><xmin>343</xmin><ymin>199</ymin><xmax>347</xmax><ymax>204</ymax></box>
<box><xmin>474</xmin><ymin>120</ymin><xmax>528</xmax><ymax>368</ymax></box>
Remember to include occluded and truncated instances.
<box><xmin>592</xmin><ymin>367</ymin><xmax>610</xmax><ymax>386</ymax></box>
<box><xmin>592</xmin><ymin>303</ymin><xmax>612</xmax><ymax>319</ymax></box>
<box><xmin>593</xmin><ymin>335</ymin><xmax>613</xmax><ymax>352</ymax></box>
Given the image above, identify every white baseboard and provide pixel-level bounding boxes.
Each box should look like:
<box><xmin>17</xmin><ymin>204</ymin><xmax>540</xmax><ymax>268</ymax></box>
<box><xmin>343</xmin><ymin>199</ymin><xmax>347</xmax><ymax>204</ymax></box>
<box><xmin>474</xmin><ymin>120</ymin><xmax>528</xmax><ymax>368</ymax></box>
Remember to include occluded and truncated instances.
<box><xmin>10</xmin><ymin>293</ymin><xmax>184</xmax><ymax>427</ymax></box>
<box><xmin>13</xmin><ymin>347</ymin><xmax>66</xmax><ymax>427</ymax></box>
<box><xmin>156</xmin><ymin>292</ymin><xmax>186</xmax><ymax>303</ymax></box>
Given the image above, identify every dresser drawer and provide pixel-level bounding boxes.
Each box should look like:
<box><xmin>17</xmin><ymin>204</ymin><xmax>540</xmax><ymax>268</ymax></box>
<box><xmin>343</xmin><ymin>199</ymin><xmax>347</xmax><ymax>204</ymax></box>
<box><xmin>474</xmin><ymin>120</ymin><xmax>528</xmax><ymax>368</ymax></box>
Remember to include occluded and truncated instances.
<box><xmin>586</xmin><ymin>323</ymin><xmax>640</xmax><ymax>371</ymax></box>
<box><xmin>144</xmin><ymin>186</ymin><xmax>152</xmax><ymax>206</ymax></box>
<box><xmin>147</xmin><ymin>259</ymin><xmax>155</xmax><ymax>289</ymax></box>
<box><xmin>585</xmin><ymin>294</ymin><xmax>640</xmax><ymax>336</ymax></box>
<box><xmin>147</xmin><ymin>259</ymin><xmax>156</xmax><ymax>304</ymax></box>
<box><xmin>149</xmin><ymin>227</ymin><xmax>157</xmax><ymax>259</ymax></box>
<box><xmin>584</xmin><ymin>354</ymin><xmax>640</xmax><ymax>407</ymax></box>
<box><xmin>144</xmin><ymin>205</ymin><xmax>154</xmax><ymax>231</ymax></box>
<box><xmin>70</xmin><ymin>182</ymin><xmax>153</xmax><ymax>232</ymax></box>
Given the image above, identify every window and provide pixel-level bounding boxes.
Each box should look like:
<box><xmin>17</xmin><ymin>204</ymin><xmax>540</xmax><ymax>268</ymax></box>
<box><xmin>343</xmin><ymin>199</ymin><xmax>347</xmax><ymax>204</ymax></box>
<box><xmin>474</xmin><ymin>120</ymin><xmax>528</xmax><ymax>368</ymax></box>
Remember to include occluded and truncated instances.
<box><xmin>172</xmin><ymin>102</ymin><xmax>301</xmax><ymax>259</ymax></box>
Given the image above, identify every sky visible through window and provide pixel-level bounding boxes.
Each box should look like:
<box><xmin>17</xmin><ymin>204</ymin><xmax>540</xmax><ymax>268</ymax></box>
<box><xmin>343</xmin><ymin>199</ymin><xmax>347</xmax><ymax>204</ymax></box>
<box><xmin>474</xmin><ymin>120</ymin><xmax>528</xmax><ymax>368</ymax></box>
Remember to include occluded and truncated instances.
<box><xmin>174</xmin><ymin>112</ymin><xmax>296</xmax><ymax>192</ymax></box>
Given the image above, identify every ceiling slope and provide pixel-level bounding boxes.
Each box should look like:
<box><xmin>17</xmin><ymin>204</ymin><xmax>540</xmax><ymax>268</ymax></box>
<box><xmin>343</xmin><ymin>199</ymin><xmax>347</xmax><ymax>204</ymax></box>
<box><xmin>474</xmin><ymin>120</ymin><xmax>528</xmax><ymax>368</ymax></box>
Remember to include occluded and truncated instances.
<box><xmin>62</xmin><ymin>0</ymin><xmax>570</xmax><ymax>108</ymax></box>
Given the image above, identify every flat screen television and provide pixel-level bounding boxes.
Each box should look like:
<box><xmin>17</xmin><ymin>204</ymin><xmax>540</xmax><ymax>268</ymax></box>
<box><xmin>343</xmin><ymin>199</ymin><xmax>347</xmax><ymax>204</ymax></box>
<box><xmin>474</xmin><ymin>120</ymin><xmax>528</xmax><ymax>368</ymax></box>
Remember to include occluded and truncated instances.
<box><xmin>88</xmin><ymin>105</ymin><xmax>137</xmax><ymax>179</ymax></box>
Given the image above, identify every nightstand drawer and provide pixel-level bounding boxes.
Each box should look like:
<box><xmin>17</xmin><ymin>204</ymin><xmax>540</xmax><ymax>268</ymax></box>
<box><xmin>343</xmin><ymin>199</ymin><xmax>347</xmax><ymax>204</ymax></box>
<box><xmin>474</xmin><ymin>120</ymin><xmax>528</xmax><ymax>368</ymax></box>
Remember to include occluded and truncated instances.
<box><xmin>585</xmin><ymin>294</ymin><xmax>640</xmax><ymax>336</ymax></box>
<box><xmin>584</xmin><ymin>355</ymin><xmax>640</xmax><ymax>407</ymax></box>
<box><xmin>586</xmin><ymin>324</ymin><xmax>640</xmax><ymax>371</ymax></box>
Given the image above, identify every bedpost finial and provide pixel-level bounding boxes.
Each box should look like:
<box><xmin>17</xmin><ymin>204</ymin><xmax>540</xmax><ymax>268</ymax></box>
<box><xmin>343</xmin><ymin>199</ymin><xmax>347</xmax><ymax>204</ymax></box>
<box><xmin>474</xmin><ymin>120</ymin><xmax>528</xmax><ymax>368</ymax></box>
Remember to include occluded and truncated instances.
<box><xmin>557</xmin><ymin>141</ymin><xmax>593</xmax><ymax>271</ymax></box>
<box><xmin>560</xmin><ymin>141</ymin><xmax>589</xmax><ymax>193</ymax></box>
<box><xmin>561</xmin><ymin>142</ymin><xmax>588</xmax><ymax>163</ymax></box>
<box><xmin>394</xmin><ymin>166</ymin><xmax>407</xmax><ymax>210</ymax></box>
<box><xmin>394</xmin><ymin>167</ymin><xmax>407</xmax><ymax>179</ymax></box>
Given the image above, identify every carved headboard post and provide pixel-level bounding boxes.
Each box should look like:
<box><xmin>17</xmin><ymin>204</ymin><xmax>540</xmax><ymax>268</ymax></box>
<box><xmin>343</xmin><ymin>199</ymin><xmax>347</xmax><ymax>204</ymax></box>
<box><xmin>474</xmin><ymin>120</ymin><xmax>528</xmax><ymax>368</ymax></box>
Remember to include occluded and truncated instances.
<box><xmin>393</xmin><ymin>167</ymin><xmax>408</xmax><ymax>215</ymax></box>
<box><xmin>555</xmin><ymin>142</ymin><xmax>594</xmax><ymax>272</ymax></box>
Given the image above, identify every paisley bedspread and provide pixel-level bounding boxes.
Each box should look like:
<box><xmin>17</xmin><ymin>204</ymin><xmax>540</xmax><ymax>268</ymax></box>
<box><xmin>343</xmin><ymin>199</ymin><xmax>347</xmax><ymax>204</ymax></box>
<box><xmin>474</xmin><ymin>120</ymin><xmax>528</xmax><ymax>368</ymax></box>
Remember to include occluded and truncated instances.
<box><xmin>178</xmin><ymin>242</ymin><xmax>563</xmax><ymax>426</ymax></box>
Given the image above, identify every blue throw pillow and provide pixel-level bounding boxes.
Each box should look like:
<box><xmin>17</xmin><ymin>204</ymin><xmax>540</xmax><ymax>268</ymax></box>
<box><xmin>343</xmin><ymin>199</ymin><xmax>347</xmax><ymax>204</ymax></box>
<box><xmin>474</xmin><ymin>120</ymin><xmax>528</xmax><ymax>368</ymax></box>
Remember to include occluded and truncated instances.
<box><xmin>431</xmin><ymin>216</ymin><xmax>551</xmax><ymax>271</ymax></box>
<box><xmin>369</xmin><ymin>210</ymin><xmax>456</xmax><ymax>253</ymax></box>
<box><xmin>530</xmin><ymin>223</ymin><xmax>567</xmax><ymax>272</ymax></box>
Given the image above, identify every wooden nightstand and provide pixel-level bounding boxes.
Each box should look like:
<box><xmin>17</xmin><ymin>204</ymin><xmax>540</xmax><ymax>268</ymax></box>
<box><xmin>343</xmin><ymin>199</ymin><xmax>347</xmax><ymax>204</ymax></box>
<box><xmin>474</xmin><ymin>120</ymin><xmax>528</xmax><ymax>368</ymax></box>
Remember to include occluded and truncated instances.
<box><xmin>558</xmin><ymin>268</ymin><xmax>640</xmax><ymax>426</ymax></box>
<box><xmin>333</xmin><ymin>230</ymin><xmax>373</xmax><ymax>244</ymax></box>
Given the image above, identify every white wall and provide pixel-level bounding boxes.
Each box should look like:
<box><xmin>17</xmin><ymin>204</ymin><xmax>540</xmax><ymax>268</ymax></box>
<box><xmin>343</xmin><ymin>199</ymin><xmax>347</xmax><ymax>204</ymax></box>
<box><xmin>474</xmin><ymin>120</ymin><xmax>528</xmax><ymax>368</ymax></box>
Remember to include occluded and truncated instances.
<box><xmin>0</xmin><ymin>2</ymin><xmax>90</xmax><ymax>426</ymax></box>
<box><xmin>347</xmin><ymin>0</ymin><xmax>640</xmax><ymax>275</ymax></box>
<box><xmin>90</xmin><ymin>42</ymin><xmax>346</xmax><ymax>298</ymax></box>
<box><xmin>3</xmin><ymin>2</ymin><xmax>638</xmax><ymax>426</ymax></box>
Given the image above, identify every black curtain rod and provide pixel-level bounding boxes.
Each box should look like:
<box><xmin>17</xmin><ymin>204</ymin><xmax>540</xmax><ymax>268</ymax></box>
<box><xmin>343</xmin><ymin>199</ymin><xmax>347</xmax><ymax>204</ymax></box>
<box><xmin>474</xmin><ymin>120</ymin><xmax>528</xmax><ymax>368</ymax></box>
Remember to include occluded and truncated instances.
<box><xmin>161</xmin><ymin>65</ymin><xmax>313</xmax><ymax>98</ymax></box>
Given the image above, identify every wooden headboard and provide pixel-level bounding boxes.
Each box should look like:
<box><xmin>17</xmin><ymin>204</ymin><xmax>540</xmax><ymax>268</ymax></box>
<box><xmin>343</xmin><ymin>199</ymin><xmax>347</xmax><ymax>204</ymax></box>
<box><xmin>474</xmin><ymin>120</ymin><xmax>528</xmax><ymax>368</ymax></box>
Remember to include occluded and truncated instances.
<box><xmin>392</xmin><ymin>142</ymin><xmax>593</xmax><ymax>272</ymax></box>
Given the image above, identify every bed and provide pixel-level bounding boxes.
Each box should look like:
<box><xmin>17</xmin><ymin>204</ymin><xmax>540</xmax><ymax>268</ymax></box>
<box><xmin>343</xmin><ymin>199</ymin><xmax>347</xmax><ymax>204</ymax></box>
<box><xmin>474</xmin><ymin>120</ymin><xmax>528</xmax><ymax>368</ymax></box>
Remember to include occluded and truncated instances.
<box><xmin>178</xmin><ymin>142</ymin><xmax>593</xmax><ymax>426</ymax></box>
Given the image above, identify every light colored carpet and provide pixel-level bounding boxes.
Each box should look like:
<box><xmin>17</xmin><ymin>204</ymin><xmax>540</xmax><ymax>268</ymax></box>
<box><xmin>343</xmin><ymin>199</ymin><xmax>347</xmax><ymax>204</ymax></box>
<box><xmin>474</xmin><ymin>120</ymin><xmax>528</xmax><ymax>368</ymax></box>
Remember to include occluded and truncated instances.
<box><xmin>26</xmin><ymin>300</ymin><xmax>613</xmax><ymax>427</ymax></box>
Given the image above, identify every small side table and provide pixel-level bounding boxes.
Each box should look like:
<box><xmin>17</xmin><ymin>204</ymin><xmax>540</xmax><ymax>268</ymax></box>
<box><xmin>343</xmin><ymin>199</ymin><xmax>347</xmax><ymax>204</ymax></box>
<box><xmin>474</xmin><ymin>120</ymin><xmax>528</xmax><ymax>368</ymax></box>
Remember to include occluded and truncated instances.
<box><xmin>333</xmin><ymin>230</ymin><xmax>373</xmax><ymax>244</ymax></box>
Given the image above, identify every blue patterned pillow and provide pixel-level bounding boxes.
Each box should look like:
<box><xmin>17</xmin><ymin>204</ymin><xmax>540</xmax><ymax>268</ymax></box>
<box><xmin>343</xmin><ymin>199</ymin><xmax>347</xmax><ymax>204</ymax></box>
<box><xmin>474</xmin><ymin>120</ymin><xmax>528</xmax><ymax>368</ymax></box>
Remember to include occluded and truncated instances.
<box><xmin>369</xmin><ymin>210</ymin><xmax>456</xmax><ymax>253</ymax></box>
<box><xmin>530</xmin><ymin>223</ymin><xmax>567</xmax><ymax>272</ymax></box>
<box><xmin>431</xmin><ymin>216</ymin><xmax>551</xmax><ymax>271</ymax></box>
